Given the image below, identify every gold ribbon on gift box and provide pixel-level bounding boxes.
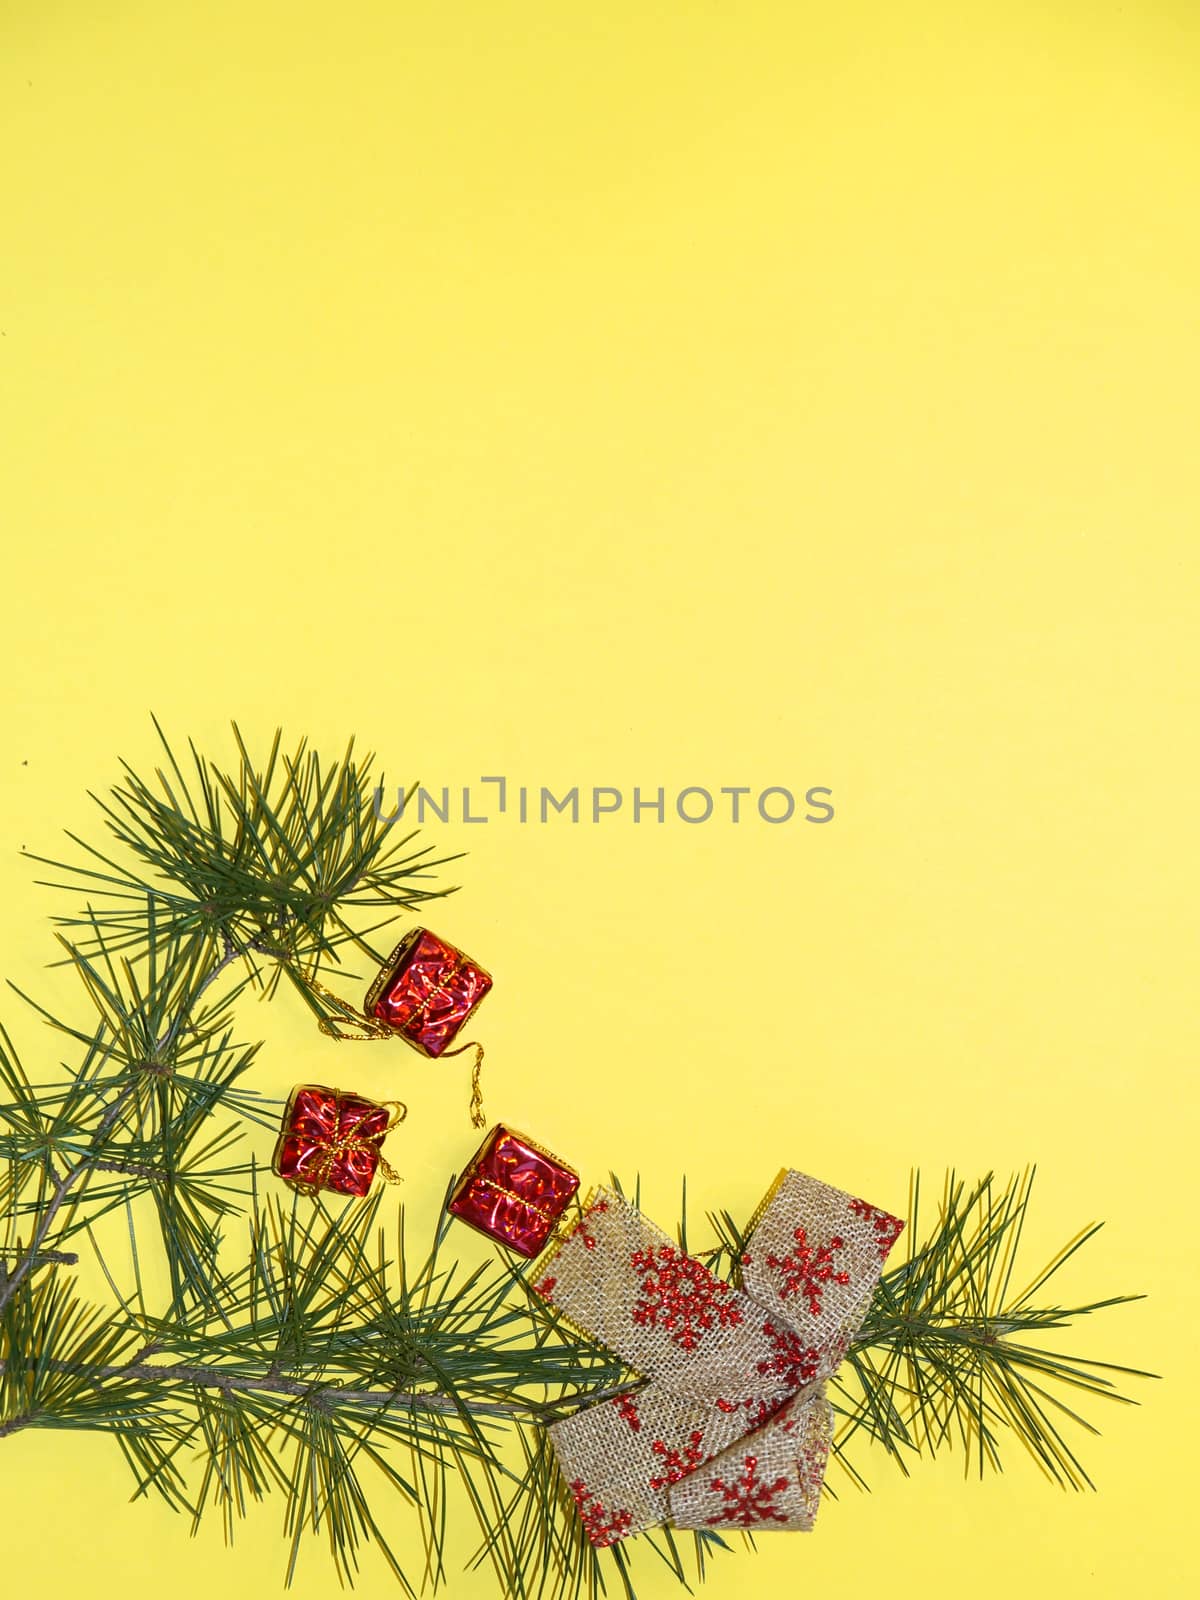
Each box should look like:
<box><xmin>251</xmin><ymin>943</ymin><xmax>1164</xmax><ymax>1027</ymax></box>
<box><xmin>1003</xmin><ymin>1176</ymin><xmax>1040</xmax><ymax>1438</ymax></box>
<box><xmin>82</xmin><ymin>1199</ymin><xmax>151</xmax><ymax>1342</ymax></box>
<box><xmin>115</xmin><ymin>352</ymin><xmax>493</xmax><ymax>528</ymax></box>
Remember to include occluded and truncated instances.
<box><xmin>539</xmin><ymin>1170</ymin><xmax>903</xmax><ymax>1543</ymax></box>
<box><xmin>277</xmin><ymin>1086</ymin><xmax>409</xmax><ymax>1194</ymax></box>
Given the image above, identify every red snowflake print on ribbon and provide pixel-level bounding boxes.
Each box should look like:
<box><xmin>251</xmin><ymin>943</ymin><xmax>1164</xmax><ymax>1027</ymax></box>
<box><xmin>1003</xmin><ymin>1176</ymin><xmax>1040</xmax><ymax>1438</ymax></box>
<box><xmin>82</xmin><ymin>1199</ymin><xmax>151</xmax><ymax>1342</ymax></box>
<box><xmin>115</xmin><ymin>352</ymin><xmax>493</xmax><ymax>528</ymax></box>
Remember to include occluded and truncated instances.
<box><xmin>611</xmin><ymin>1394</ymin><xmax>641</xmax><ymax>1432</ymax></box>
<box><xmin>630</xmin><ymin>1244</ymin><xmax>744</xmax><ymax>1352</ymax></box>
<box><xmin>756</xmin><ymin>1319</ymin><xmax>821</xmax><ymax>1390</ymax></box>
<box><xmin>746</xmin><ymin>1394</ymin><xmax>791</xmax><ymax>1428</ymax></box>
<box><xmin>713</xmin><ymin>1393</ymin><xmax>791</xmax><ymax>1428</ymax></box>
<box><xmin>765</xmin><ymin>1226</ymin><xmax>850</xmax><ymax>1315</ymax></box>
<box><xmin>572</xmin><ymin>1198</ymin><xmax>609</xmax><ymax>1252</ymax></box>
<box><xmin>532</xmin><ymin>1275</ymin><xmax>556</xmax><ymax>1301</ymax></box>
<box><xmin>569</xmin><ymin>1480</ymin><xmax>634</xmax><ymax>1548</ymax></box>
<box><xmin>649</xmin><ymin>1429</ymin><xmax>706</xmax><ymax>1490</ymax></box>
<box><xmin>848</xmin><ymin>1198</ymin><xmax>904</xmax><ymax>1261</ymax></box>
<box><xmin>705</xmin><ymin>1453</ymin><xmax>791</xmax><ymax>1526</ymax></box>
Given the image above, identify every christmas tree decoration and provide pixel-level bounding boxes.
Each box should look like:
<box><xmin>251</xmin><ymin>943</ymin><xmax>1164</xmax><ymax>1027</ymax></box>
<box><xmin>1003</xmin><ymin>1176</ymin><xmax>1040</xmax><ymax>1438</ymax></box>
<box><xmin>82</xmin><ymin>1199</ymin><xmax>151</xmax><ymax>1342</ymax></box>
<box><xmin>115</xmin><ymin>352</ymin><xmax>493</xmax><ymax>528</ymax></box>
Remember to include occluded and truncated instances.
<box><xmin>447</xmin><ymin>1125</ymin><xmax>579</xmax><ymax>1256</ymax></box>
<box><xmin>273</xmin><ymin>1084</ymin><xmax>406</xmax><ymax>1197</ymax></box>
<box><xmin>364</xmin><ymin>926</ymin><xmax>492</xmax><ymax>1054</ymax></box>
<box><xmin>537</xmin><ymin>1172</ymin><xmax>901</xmax><ymax>1542</ymax></box>
<box><xmin>0</xmin><ymin>727</ymin><xmax>1153</xmax><ymax>1599</ymax></box>
<box><xmin>308</xmin><ymin>926</ymin><xmax>491</xmax><ymax>1127</ymax></box>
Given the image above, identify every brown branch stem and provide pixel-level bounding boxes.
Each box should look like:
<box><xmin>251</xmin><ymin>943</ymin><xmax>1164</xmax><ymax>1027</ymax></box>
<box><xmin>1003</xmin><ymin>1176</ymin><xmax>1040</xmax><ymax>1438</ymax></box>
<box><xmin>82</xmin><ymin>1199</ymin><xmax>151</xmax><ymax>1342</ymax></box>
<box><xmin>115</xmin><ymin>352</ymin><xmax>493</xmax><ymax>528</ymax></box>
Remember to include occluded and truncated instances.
<box><xmin>0</xmin><ymin>1354</ymin><xmax>638</xmax><ymax>1430</ymax></box>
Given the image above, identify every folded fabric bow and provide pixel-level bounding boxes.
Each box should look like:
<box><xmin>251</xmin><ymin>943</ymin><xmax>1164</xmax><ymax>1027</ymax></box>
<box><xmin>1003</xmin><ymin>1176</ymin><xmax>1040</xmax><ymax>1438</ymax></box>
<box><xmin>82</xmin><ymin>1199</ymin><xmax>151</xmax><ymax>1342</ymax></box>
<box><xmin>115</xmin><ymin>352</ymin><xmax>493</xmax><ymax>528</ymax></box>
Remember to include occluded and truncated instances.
<box><xmin>538</xmin><ymin>1170</ymin><xmax>903</xmax><ymax>1543</ymax></box>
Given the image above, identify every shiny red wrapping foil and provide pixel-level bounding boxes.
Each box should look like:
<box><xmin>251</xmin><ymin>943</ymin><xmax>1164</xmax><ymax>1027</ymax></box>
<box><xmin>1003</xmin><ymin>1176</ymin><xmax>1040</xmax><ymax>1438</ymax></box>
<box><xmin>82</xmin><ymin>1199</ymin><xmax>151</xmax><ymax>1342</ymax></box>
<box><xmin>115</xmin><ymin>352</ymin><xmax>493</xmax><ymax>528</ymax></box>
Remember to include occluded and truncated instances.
<box><xmin>274</xmin><ymin>1085</ymin><xmax>390</xmax><ymax>1197</ymax></box>
<box><xmin>447</xmin><ymin>1126</ymin><xmax>579</xmax><ymax>1258</ymax></box>
<box><xmin>365</xmin><ymin>928</ymin><xmax>492</xmax><ymax>1056</ymax></box>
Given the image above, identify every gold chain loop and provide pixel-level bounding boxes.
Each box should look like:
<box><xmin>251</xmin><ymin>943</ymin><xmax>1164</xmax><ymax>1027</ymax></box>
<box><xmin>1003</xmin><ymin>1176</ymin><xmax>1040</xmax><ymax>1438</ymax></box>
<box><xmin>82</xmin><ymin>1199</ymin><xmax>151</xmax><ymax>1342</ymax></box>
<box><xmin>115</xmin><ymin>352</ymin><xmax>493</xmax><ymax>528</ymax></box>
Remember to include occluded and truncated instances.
<box><xmin>306</xmin><ymin>970</ymin><xmax>486</xmax><ymax>1127</ymax></box>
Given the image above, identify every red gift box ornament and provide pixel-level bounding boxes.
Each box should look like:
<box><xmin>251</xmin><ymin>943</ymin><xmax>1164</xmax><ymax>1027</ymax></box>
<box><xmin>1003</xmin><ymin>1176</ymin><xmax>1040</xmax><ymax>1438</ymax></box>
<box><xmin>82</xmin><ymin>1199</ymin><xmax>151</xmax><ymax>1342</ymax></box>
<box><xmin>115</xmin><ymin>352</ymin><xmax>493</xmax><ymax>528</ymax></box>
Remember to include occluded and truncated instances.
<box><xmin>364</xmin><ymin>928</ymin><xmax>492</xmax><ymax>1056</ymax></box>
<box><xmin>273</xmin><ymin>1084</ymin><xmax>407</xmax><ymax>1197</ymax></box>
<box><xmin>447</xmin><ymin>1126</ymin><xmax>580</xmax><ymax>1258</ymax></box>
<box><xmin>305</xmin><ymin>928</ymin><xmax>492</xmax><ymax>1127</ymax></box>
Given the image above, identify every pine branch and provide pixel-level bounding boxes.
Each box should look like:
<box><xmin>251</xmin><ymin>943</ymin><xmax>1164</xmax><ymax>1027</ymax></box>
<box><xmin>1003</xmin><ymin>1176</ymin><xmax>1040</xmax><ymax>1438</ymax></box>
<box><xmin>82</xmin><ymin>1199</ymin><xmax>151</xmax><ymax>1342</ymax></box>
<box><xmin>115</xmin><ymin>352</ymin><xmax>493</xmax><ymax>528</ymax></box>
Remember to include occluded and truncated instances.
<box><xmin>0</xmin><ymin>920</ymin><xmax>267</xmax><ymax>1314</ymax></box>
<box><xmin>3</xmin><ymin>723</ymin><xmax>457</xmax><ymax>1318</ymax></box>
<box><xmin>725</xmin><ymin>1170</ymin><xmax>1152</xmax><ymax>1492</ymax></box>
<box><xmin>0</xmin><ymin>724</ymin><xmax>1153</xmax><ymax>1598</ymax></box>
<box><xmin>0</xmin><ymin>1352</ymin><xmax>640</xmax><ymax>1423</ymax></box>
<box><xmin>23</xmin><ymin>720</ymin><xmax>456</xmax><ymax>986</ymax></box>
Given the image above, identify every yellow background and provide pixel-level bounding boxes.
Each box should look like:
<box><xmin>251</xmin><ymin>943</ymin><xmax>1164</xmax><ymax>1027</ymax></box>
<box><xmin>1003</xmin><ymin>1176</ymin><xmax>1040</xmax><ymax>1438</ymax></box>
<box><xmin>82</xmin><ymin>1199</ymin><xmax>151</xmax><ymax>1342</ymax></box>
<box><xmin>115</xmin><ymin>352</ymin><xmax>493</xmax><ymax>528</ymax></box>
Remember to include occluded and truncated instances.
<box><xmin>2</xmin><ymin>0</ymin><xmax>1197</xmax><ymax>1593</ymax></box>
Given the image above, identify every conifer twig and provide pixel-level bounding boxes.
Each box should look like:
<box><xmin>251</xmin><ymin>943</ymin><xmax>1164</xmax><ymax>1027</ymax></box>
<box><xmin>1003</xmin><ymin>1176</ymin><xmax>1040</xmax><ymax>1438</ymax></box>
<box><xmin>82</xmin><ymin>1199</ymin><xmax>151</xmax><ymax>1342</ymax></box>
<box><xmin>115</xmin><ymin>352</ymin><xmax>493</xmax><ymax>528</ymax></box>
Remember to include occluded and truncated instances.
<box><xmin>0</xmin><ymin>724</ymin><xmax>1152</xmax><ymax>1597</ymax></box>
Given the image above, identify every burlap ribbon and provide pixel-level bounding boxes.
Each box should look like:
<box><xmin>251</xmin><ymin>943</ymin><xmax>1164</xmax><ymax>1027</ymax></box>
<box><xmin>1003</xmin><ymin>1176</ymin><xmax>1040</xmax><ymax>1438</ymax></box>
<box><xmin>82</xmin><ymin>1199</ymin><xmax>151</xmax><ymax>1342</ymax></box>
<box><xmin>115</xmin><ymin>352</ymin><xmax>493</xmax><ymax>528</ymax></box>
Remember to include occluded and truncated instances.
<box><xmin>540</xmin><ymin>1170</ymin><xmax>903</xmax><ymax>1544</ymax></box>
